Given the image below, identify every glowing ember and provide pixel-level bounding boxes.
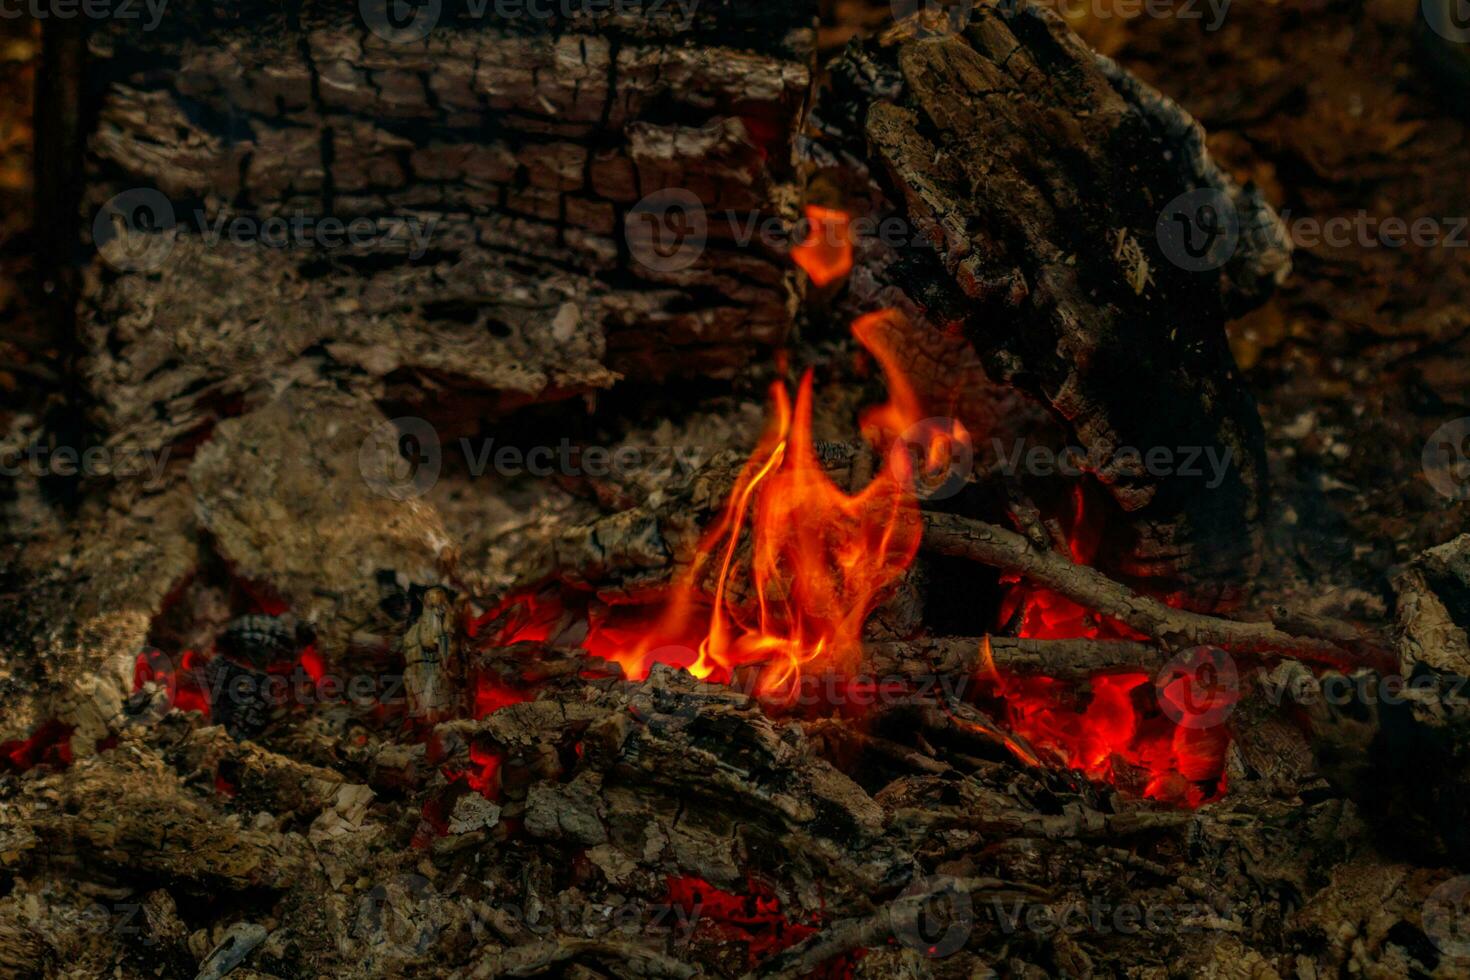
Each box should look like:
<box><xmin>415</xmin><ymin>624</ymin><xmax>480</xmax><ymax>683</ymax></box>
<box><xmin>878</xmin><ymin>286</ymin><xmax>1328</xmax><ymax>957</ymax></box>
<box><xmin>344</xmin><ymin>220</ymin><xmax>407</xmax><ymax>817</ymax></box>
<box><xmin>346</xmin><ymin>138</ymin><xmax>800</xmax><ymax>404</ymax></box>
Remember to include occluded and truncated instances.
<box><xmin>446</xmin><ymin>743</ymin><xmax>504</xmax><ymax>799</ymax></box>
<box><xmin>473</xmin><ymin>674</ymin><xmax>532</xmax><ymax>719</ymax></box>
<box><xmin>790</xmin><ymin>205</ymin><xmax>854</xmax><ymax>287</ymax></box>
<box><xmin>978</xmin><ymin>641</ymin><xmax>1232</xmax><ymax>807</ymax></box>
<box><xmin>134</xmin><ymin>648</ymin><xmax>211</xmax><ymax>717</ymax></box>
<box><xmin>1003</xmin><ymin>487</ymin><xmax>1144</xmax><ymax>641</ymax></box>
<box><xmin>665</xmin><ymin>876</ymin><xmax>860</xmax><ymax>975</ymax></box>
<box><xmin>594</xmin><ymin>309</ymin><xmax>935</xmax><ymax>700</ymax></box>
<box><xmin>1004</xmin><ymin>587</ymin><xmax>1145</xmax><ymax>641</ymax></box>
<box><xmin>985</xmin><ymin>489</ymin><xmax>1231</xmax><ymax>806</ymax></box>
<box><xmin>0</xmin><ymin>720</ymin><xmax>75</xmax><ymax>773</ymax></box>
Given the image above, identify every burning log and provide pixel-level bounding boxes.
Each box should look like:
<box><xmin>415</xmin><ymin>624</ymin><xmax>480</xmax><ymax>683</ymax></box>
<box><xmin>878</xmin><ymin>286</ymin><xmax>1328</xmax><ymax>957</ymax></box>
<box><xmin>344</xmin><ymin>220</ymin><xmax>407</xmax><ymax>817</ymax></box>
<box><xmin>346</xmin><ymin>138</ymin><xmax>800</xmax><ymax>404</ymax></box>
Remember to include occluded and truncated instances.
<box><xmin>6</xmin><ymin>2</ymin><xmax>1469</xmax><ymax>977</ymax></box>
<box><xmin>865</xmin><ymin>634</ymin><xmax>1169</xmax><ymax>680</ymax></box>
<box><xmin>817</xmin><ymin>4</ymin><xmax>1290</xmax><ymax>607</ymax></box>
<box><xmin>78</xmin><ymin>0</ymin><xmax>814</xmax><ymax>456</ymax></box>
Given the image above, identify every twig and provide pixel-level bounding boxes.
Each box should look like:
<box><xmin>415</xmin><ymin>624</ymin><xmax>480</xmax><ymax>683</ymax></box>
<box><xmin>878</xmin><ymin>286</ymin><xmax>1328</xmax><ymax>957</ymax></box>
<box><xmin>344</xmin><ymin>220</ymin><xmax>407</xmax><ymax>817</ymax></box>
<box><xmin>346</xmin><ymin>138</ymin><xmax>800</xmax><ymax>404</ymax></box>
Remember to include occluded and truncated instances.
<box><xmin>889</xmin><ymin>805</ymin><xmax>1194</xmax><ymax>840</ymax></box>
<box><xmin>465</xmin><ymin>937</ymin><xmax>697</xmax><ymax>979</ymax></box>
<box><xmin>921</xmin><ymin>512</ymin><xmax>1385</xmax><ymax>668</ymax></box>
<box><xmin>866</xmin><ymin>635</ymin><xmax>1169</xmax><ymax>680</ymax></box>
<box><xmin>747</xmin><ymin>877</ymin><xmax>1045</xmax><ymax>980</ymax></box>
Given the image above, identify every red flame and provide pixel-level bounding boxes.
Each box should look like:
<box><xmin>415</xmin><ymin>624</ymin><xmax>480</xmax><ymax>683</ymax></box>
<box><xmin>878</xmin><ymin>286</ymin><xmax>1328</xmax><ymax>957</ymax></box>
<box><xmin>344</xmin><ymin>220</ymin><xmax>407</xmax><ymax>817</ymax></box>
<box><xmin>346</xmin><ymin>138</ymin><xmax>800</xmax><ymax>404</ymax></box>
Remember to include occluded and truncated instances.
<box><xmin>593</xmin><ymin>309</ymin><xmax>932</xmax><ymax>700</ymax></box>
<box><xmin>984</xmin><ymin>669</ymin><xmax>1229</xmax><ymax>807</ymax></box>
<box><xmin>791</xmin><ymin>205</ymin><xmax>854</xmax><ymax>287</ymax></box>
<box><xmin>986</xmin><ymin>489</ymin><xmax>1232</xmax><ymax>806</ymax></box>
<box><xmin>1003</xmin><ymin>487</ymin><xmax>1145</xmax><ymax>641</ymax></box>
<box><xmin>476</xmin><ymin>208</ymin><xmax>1230</xmax><ymax>807</ymax></box>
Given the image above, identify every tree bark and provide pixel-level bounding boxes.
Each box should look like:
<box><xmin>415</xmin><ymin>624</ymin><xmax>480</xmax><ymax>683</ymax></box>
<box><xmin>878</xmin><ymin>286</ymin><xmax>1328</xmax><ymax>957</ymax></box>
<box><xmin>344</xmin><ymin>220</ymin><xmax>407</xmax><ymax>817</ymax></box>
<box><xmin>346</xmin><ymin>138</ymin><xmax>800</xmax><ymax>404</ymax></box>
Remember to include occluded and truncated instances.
<box><xmin>80</xmin><ymin>1</ymin><xmax>816</xmax><ymax>454</ymax></box>
<box><xmin>818</xmin><ymin>5</ymin><xmax>1290</xmax><ymax>608</ymax></box>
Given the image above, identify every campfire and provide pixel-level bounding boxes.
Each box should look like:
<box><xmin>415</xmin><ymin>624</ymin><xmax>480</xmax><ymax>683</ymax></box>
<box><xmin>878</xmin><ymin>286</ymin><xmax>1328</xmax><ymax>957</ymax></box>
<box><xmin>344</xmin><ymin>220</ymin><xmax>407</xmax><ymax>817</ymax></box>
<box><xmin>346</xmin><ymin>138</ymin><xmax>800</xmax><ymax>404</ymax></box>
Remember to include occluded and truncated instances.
<box><xmin>4</xmin><ymin>0</ymin><xmax>1470</xmax><ymax>977</ymax></box>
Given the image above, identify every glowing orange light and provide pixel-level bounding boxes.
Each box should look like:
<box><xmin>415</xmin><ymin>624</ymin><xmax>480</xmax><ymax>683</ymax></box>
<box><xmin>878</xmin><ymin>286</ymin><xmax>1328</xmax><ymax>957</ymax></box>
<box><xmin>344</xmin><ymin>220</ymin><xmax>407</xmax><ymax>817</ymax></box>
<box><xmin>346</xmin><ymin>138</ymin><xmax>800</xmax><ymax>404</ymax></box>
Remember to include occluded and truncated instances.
<box><xmin>791</xmin><ymin>205</ymin><xmax>854</xmax><ymax>287</ymax></box>
<box><xmin>594</xmin><ymin>309</ymin><xmax>931</xmax><ymax>700</ymax></box>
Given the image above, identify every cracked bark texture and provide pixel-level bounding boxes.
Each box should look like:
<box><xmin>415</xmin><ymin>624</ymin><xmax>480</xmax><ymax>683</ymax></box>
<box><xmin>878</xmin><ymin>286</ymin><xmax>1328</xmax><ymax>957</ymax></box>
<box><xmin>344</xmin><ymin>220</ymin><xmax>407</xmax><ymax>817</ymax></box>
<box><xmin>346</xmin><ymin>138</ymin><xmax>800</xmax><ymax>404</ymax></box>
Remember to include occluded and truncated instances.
<box><xmin>821</xmin><ymin>5</ymin><xmax>1286</xmax><ymax>609</ymax></box>
<box><xmin>79</xmin><ymin>1</ymin><xmax>814</xmax><ymax>456</ymax></box>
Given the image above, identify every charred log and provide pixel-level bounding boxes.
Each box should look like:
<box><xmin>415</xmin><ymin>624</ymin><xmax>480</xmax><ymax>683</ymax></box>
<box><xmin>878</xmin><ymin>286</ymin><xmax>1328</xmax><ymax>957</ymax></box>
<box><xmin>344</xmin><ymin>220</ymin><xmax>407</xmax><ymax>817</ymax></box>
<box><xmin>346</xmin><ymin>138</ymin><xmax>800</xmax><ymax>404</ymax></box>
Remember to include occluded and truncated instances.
<box><xmin>819</xmin><ymin>4</ymin><xmax>1288</xmax><ymax>607</ymax></box>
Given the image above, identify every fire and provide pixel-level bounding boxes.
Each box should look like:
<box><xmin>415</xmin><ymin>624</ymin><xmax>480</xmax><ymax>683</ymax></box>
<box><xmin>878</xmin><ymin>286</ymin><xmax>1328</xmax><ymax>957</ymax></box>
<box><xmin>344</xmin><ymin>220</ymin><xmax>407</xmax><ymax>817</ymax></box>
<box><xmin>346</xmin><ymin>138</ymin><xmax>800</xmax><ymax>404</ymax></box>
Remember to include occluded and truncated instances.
<box><xmin>477</xmin><ymin>205</ymin><xmax>1231</xmax><ymax>806</ymax></box>
<box><xmin>790</xmin><ymin>205</ymin><xmax>854</xmax><ymax>287</ymax></box>
<box><xmin>665</xmin><ymin>876</ymin><xmax>861</xmax><ymax>975</ymax></box>
<box><xmin>134</xmin><ymin>648</ymin><xmax>211</xmax><ymax>717</ymax></box>
<box><xmin>594</xmin><ymin>309</ymin><xmax>938</xmax><ymax>700</ymax></box>
<box><xmin>985</xmin><ymin>486</ymin><xmax>1235</xmax><ymax>807</ymax></box>
<box><xmin>984</xmin><ymin>665</ymin><xmax>1231</xmax><ymax>807</ymax></box>
<box><xmin>1002</xmin><ymin>486</ymin><xmax>1145</xmax><ymax>641</ymax></box>
<box><xmin>0</xmin><ymin>720</ymin><xmax>74</xmax><ymax>773</ymax></box>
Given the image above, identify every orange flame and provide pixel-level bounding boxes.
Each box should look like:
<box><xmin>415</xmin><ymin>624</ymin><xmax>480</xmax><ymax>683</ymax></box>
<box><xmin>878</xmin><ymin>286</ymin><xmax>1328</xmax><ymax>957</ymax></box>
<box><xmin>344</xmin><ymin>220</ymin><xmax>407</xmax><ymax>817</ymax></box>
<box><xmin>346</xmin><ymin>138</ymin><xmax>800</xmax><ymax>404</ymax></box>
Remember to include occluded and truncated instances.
<box><xmin>598</xmin><ymin>310</ymin><xmax>931</xmax><ymax>700</ymax></box>
<box><xmin>791</xmin><ymin>205</ymin><xmax>854</xmax><ymax>287</ymax></box>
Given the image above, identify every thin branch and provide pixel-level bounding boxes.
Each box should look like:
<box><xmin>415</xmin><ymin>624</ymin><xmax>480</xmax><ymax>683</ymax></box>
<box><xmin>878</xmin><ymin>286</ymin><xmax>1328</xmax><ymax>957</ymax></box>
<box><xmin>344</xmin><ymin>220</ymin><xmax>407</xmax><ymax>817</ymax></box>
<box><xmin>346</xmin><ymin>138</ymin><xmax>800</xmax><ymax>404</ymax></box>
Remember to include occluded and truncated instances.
<box><xmin>747</xmin><ymin>877</ymin><xmax>1046</xmax><ymax>980</ymax></box>
<box><xmin>866</xmin><ymin>635</ymin><xmax>1169</xmax><ymax>680</ymax></box>
<box><xmin>921</xmin><ymin>512</ymin><xmax>1386</xmax><ymax>669</ymax></box>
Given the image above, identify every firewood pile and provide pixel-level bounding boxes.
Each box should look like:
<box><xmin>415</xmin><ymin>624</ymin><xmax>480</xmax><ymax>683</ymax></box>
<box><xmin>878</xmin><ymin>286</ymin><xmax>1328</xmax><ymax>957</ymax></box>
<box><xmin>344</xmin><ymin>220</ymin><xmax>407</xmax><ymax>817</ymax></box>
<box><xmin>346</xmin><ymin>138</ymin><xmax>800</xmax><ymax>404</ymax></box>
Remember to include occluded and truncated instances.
<box><xmin>4</xmin><ymin>1</ymin><xmax>1470</xmax><ymax>977</ymax></box>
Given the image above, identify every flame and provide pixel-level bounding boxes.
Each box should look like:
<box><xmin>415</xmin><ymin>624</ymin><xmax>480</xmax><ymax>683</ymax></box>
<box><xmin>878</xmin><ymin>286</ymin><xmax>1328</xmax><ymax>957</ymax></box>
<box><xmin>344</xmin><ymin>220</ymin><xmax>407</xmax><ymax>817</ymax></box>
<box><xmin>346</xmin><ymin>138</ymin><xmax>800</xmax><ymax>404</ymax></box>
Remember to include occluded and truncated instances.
<box><xmin>990</xmin><ymin>493</ymin><xmax>1231</xmax><ymax>807</ymax></box>
<box><xmin>475</xmin><ymin>207</ymin><xmax>1230</xmax><ymax>807</ymax></box>
<box><xmin>791</xmin><ymin>205</ymin><xmax>854</xmax><ymax>287</ymax></box>
<box><xmin>989</xmin><ymin>669</ymin><xmax>1232</xmax><ymax>807</ymax></box>
<box><xmin>1002</xmin><ymin>486</ymin><xmax>1146</xmax><ymax>641</ymax></box>
<box><xmin>596</xmin><ymin>310</ymin><xmax>931</xmax><ymax>700</ymax></box>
